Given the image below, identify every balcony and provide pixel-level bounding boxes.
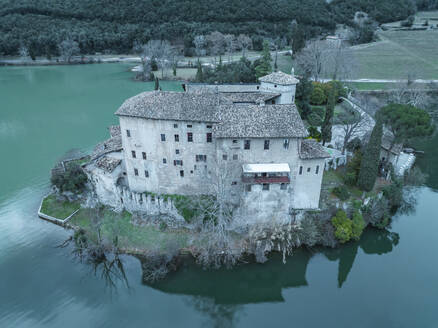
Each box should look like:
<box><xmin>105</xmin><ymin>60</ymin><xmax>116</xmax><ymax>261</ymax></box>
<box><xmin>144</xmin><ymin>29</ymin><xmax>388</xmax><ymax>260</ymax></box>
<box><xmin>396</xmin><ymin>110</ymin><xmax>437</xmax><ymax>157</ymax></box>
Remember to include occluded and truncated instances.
<box><xmin>242</xmin><ymin>175</ymin><xmax>290</xmax><ymax>184</ymax></box>
<box><xmin>241</xmin><ymin>163</ymin><xmax>291</xmax><ymax>184</ymax></box>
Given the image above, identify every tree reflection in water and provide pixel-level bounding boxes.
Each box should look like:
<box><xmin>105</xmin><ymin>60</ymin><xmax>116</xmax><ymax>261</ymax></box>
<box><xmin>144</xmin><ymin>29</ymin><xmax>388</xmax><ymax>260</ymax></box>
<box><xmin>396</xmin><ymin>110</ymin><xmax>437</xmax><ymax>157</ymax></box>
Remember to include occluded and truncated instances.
<box><xmin>142</xmin><ymin>227</ymin><xmax>400</xmax><ymax>306</ymax></box>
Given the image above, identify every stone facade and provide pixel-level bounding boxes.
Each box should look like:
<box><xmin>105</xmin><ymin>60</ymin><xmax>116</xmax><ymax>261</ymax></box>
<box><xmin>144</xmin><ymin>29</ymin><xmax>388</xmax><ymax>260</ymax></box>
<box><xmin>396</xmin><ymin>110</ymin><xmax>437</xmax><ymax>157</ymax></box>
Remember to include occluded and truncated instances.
<box><xmin>87</xmin><ymin>72</ymin><xmax>330</xmax><ymax>225</ymax></box>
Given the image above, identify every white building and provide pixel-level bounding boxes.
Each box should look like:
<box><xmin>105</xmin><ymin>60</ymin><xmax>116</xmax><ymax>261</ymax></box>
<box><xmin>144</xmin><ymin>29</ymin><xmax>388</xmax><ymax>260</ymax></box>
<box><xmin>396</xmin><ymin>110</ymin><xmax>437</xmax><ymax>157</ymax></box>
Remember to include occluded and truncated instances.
<box><xmin>86</xmin><ymin>72</ymin><xmax>330</xmax><ymax>224</ymax></box>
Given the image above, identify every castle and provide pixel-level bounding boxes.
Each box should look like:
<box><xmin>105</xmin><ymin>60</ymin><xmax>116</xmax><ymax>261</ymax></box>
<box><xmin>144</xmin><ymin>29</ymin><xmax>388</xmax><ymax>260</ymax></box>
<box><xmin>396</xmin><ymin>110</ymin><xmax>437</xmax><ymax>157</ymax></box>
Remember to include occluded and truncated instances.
<box><xmin>85</xmin><ymin>71</ymin><xmax>329</xmax><ymax>225</ymax></box>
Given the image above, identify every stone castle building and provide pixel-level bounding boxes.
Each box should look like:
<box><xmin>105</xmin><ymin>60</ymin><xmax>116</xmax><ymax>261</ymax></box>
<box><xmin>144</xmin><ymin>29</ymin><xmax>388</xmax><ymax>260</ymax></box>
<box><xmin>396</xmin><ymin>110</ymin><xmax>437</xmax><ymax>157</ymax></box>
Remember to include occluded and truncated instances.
<box><xmin>85</xmin><ymin>71</ymin><xmax>329</xmax><ymax>224</ymax></box>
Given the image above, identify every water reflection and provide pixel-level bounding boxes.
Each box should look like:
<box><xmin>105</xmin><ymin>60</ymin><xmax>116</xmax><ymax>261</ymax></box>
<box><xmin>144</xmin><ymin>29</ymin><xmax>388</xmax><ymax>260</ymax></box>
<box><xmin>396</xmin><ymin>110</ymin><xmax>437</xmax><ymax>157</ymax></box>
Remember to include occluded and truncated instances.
<box><xmin>141</xmin><ymin>228</ymin><xmax>399</xmax><ymax>305</ymax></box>
<box><xmin>322</xmin><ymin>229</ymin><xmax>399</xmax><ymax>287</ymax></box>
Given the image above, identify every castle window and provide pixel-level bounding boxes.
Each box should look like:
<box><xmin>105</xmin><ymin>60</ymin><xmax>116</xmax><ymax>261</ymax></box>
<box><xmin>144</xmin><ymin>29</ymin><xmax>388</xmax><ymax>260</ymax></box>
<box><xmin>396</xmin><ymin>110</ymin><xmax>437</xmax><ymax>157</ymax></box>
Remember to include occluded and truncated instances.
<box><xmin>175</xmin><ymin>149</ymin><xmax>180</xmax><ymax>155</ymax></box>
<box><xmin>233</xmin><ymin>154</ymin><xmax>238</xmax><ymax>160</ymax></box>
<box><xmin>223</xmin><ymin>154</ymin><xmax>228</xmax><ymax>160</ymax></box>
<box><xmin>190</xmin><ymin>170</ymin><xmax>193</xmax><ymax>174</ymax></box>
<box><xmin>174</xmin><ymin>160</ymin><xmax>183</xmax><ymax>166</ymax></box>
<box><xmin>245</xmin><ymin>184</ymin><xmax>252</xmax><ymax>192</ymax></box>
<box><xmin>145</xmin><ymin>170</ymin><xmax>149</xmax><ymax>178</ymax></box>
<box><xmin>163</xmin><ymin>158</ymin><xmax>167</xmax><ymax>164</ymax></box>
<box><xmin>174</xmin><ymin>134</ymin><xmax>179</xmax><ymax>142</ymax></box>
<box><xmin>244</xmin><ymin>140</ymin><xmax>251</xmax><ymax>150</ymax></box>
<box><xmin>271</xmin><ymin>100</ymin><xmax>275</xmax><ymax>104</ymax></box>
<box><xmin>206</xmin><ymin>133</ymin><xmax>212</xmax><ymax>143</ymax></box>
<box><xmin>231</xmin><ymin>181</ymin><xmax>237</xmax><ymax>186</ymax></box>
<box><xmin>206</xmin><ymin>125</ymin><xmax>212</xmax><ymax>129</ymax></box>
<box><xmin>280</xmin><ymin>183</ymin><xmax>287</xmax><ymax>190</ymax></box>
<box><xmin>256</xmin><ymin>86</ymin><xmax>260</xmax><ymax>90</ymax></box>
<box><xmin>180</xmin><ymin>170</ymin><xmax>184</xmax><ymax>177</ymax></box>
<box><xmin>142</xmin><ymin>152</ymin><xmax>147</xmax><ymax>160</ymax></box>
<box><xmin>232</xmin><ymin>139</ymin><xmax>238</xmax><ymax>144</ymax></box>
<box><xmin>299</xmin><ymin>166</ymin><xmax>303</xmax><ymax>175</ymax></box>
<box><xmin>131</xmin><ymin>150</ymin><xmax>136</xmax><ymax>158</ymax></box>
<box><xmin>307</xmin><ymin>167</ymin><xmax>311</xmax><ymax>173</ymax></box>
<box><xmin>274</xmin><ymin>84</ymin><xmax>277</xmax><ymax>88</ymax></box>
<box><xmin>196</xmin><ymin>155</ymin><xmax>207</xmax><ymax>162</ymax></box>
<box><xmin>187</xmin><ymin>124</ymin><xmax>192</xmax><ymax>128</ymax></box>
<box><xmin>134</xmin><ymin>168</ymin><xmax>138</xmax><ymax>176</ymax></box>
<box><xmin>316</xmin><ymin>165</ymin><xmax>320</xmax><ymax>174</ymax></box>
<box><xmin>262</xmin><ymin>183</ymin><xmax>269</xmax><ymax>191</ymax></box>
<box><xmin>173</xmin><ymin>123</ymin><xmax>178</xmax><ymax>128</ymax></box>
<box><xmin>126</xmin><ymin>129</ymin><xmax>131</xmax><ymax>137</ymax></box>
<box><xmin>264</xmin><ymin>140</ymin><xmax>270</xmax><ymax>150</ymax></box>
<box><xmin>187</xmin><ymin>132</ymin><xmax>193</xmax><ymax>142</ymax></box>
<box><xmin>161</xmin><ymin>134</ymin><xmax>166</xmax><ymax>141</ymax></box>
<box><xmin>283</xmin><ymin>139</ymin><xmax>289</xmax><ymax>149</ymax></box>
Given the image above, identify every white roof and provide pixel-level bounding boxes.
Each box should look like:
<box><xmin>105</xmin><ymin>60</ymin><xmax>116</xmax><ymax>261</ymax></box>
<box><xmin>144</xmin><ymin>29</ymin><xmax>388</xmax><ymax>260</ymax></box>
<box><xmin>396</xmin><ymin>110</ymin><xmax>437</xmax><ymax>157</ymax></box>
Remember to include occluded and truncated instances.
<box><xmin>242</xmin><ymin>163</ymin><xmax>290</xmax><ymax>174</ymax></box>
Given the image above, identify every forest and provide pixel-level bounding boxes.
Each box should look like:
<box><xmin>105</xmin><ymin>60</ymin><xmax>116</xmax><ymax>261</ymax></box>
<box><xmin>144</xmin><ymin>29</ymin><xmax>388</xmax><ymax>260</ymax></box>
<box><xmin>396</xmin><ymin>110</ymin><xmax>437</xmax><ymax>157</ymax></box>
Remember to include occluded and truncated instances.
<box><xmin>0</xmin><ymin>0</ymin><xmax>434</xmax><ymax>56</ymax></box>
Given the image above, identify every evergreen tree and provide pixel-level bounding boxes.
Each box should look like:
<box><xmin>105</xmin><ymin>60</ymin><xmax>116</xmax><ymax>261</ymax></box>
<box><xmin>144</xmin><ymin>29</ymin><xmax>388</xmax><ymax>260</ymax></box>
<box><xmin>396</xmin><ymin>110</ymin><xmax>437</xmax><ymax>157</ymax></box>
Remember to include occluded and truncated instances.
<box><xmin>255</xmin><ymin>40</ymin><xmax>272</xmax><ymax>78</ymax></box>
<box><xmin>321</xmin><ymin>87</ymin><xmax>336</xmax><ymax>145</ymax></box>
<box><xmin>195</xmin><ymin>60</ymin><xmax>204</xmax><ymax>82</ymax></box>
<box><xmin>296</xmin><ymin>74</ymin><xmax>313</xmax><ymax>119</ymax></box>
<box><xmin>154</xmin><ymin>77</ymin><xmax>159</xmax><ymax>90</ymax></box>
<box><xmin>357</xmin><ymin>116</ymin><xmax>383</xmax><ymax>191</ymax></box>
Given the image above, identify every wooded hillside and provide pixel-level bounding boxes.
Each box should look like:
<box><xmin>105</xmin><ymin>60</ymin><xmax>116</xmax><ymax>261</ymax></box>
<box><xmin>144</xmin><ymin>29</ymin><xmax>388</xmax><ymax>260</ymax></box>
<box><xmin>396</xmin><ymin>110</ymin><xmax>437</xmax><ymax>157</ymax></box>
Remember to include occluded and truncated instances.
<box><xmin>0</xmin><ymin>0</ymin><xmax>427</xmax><ymax>56</ymax></box>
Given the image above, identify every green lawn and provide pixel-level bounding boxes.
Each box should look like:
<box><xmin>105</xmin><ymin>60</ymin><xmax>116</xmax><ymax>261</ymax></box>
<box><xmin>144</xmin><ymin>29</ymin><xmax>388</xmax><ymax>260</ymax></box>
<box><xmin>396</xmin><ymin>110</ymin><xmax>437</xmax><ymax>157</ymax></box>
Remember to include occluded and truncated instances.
<box><xmin>69</xmin><ymin>207</ymin><xmax>191</xmax><ymax>251</ymax></box>
<box><xmin>348</xmin><ymin>29</ymin><xmax>438</xmax><ymax>80</ymax></box>
<box><xmin>40</xmin><ymin>194</ymin><xmax>81</xmax><ymax>220</ymax></box>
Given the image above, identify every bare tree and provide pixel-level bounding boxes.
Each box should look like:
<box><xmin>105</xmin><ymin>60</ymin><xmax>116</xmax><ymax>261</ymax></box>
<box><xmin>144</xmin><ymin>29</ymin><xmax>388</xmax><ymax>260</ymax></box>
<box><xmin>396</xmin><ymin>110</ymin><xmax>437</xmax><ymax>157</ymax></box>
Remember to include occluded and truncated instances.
<box><xmin>236</xmin><ymin>34</ymin><xmax>252</xmax><ymax>57</ymax></box>
<box><xmin>139</xmin><ymin>40</ymin><xmax>174</xmax><ymax>79</ymax></box>
<box><xmin>296</xmin><ymin>39</ymin><xmax>356</xmax><ymax>81</ymax></box>
<box><xmin>338</xmin><ymin>111</ymin><xmax>368</xmax><ymax>154</ymax></box>
<box><xmin>193</xmin><ymin>35</ymin><xmax>207</xmax><ymax>58</ymax></box>
<box><xmin>19</xmin><ymin>45</ymin><xmax>29</xmax><ymax>60</ymax></box>
<box><xmin>323</xmin><ymin>44</ymin><xmax>357</xmax><ymax>81</ymax></box>
<box><xmin>224</xmin><ymin>34</ymin><xmax>237</xmax><ymax>63</ymax></box>
<box><xmin>191</xmin><ymin>159</ymin><xmax>243</xmax><ymax>269</ymax></box>
<box><xmin>206</xmin><ymin>31</ymin><xmax>225</xmax><ymax>65</ymax></box>
<box><xmin>294</xmin><ymin>40</ymin><xmax>326</xmax><ymax>81</ymax></box>
<box><xmin>58</xmin><ymin>38</ymin><xmax>80</xmax><ymax>63</ymax></box>
<box><xmin>389</xmin><ymin>80</ymin><xmax>430</xmax><ymax>109</ymax></box>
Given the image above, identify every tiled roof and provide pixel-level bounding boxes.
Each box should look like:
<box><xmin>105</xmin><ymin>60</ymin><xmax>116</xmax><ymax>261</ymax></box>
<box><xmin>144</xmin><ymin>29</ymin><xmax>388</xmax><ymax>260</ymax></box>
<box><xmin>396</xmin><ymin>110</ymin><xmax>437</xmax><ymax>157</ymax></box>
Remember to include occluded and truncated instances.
<box><xmin>299</xmin><ymin>139</ymin><xmax>331</xmax><ymax>159</ymax></box>
<box><xmin>95</xmin><ymin>156</ymin><xmax>122</xmax><ymax>173</ymax></box>
<box><xmin>115</xmin><ymin>91</ymin><xmax>230</xmax><ymax>122</ymax></box>
<box><xmin>90</xmin><ymin>135</ymin><xmax>122</xmax><ymax>161</ymax></box>
<box><xmin>108</xmin><ymin>125</ymin><xmax>121</xmax><ymax>138</ymax></box>
<box><xmin>214</xmin><ymin>104</ymin><xmax>308</xmax><ymax>138</ymax></box>
<box><xmin>259</xmin><ymin>71</ymin><xmax>299</xmax><ymax>85</ymax></box>
<box><xmin>221</xmin><ymin>92</ymin><xmax>280</xmax><ymax>104</ymax></box>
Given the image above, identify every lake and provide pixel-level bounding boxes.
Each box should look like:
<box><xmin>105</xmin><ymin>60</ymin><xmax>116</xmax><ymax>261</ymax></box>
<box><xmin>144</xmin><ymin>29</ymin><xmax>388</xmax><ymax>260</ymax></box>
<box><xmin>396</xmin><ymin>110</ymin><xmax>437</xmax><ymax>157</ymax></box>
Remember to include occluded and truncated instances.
<box><xmin>1</xmin><ymin>63</ymin><xmax>438</xmax><ymax>328</ymax></box>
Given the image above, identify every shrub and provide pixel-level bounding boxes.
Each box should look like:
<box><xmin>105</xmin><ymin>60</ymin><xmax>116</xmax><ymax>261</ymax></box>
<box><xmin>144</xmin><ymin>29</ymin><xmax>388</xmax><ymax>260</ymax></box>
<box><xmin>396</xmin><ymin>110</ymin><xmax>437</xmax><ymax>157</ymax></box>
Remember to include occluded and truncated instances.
<box><xmin>331</xmin><ymin>210</ymin><xmax>352</xmax><ymax>243</ymax></box>
<box><xmin>308</xmin><ymin>112</ymin><xmax>323</xmax><ymax>126</ymax></box>
<box><xmin>51</xmin><ymin>163</ymin><xmax>88</xmax><ymax>193</ymax></box>
<box><xmin>362</xmin><ymin>196</ymin><xmax>390</xmax><ymax>227</ymax></box>
<box><xmin>382</xmin><ymin>180</ymin><xmax>403</xmax><ymax>210</ymax></box>
<box><xmin>311</xmin><ymin>105</ymin><xmax>326</xmax><ymax>119</ymax></box>
<box><xmin>332</xmin><ymin>186</ymin><xmax>350</xmax><ymax>201</ymax></box>
<box><xmin>310</xmin><ymin>84</ymin><xmax>326</xmax><ymax>105</ymax></box>
<box><xmin>159</xmin><ymin>222</ymin><xmax>168</xmax><ymax>231</ymax></box>
<box><xmin>345</xmin><ymin>150</ymin><xmax>362</xmax><ymax>186</ymax></box>
<box><xmin>307</xmin><ymin>126</ymin><xmax>322</xmax><ymax>141</ymax></box>
<box><xmin>351</xmin><ymin>210</ymin><xmax>365</xmax><ymax>241</ymax></box>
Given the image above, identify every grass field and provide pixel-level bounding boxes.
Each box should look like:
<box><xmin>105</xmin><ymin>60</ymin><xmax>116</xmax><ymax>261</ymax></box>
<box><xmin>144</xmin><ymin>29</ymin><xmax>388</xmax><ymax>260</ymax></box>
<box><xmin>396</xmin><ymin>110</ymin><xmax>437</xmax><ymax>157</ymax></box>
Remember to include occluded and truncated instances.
<box><xmin>348</xmin><ymin>29</ymin><xmax>438</xmax><ymax>80</ymax></box>
<box><xmin>40</xmin><ymin>194</ymin><xmax>80</xmax><ymax>220</ymax></box>
<box><xmin>69</xmin><ymin>207</ymin><xmax>191</xmax><ymax>251</ymax></box>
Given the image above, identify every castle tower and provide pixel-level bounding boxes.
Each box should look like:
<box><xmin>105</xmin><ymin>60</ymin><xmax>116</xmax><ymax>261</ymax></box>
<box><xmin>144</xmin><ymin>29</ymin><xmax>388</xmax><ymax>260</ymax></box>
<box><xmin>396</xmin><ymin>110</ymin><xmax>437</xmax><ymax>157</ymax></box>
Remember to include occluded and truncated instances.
<box><xmin>259</xmin><ymin>71</ymin><xmax>299</xmax><ymax>105</ymax></box>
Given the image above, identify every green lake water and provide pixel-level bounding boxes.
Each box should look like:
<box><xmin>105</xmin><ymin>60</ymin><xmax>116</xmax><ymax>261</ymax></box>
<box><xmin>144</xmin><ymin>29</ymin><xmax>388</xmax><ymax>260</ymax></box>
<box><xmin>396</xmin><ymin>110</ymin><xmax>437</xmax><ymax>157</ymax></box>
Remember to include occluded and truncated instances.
<box><xmin>1</xmin><ymin>63</ymin><xmax>438</xmax><ymax>327</ymax></box>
